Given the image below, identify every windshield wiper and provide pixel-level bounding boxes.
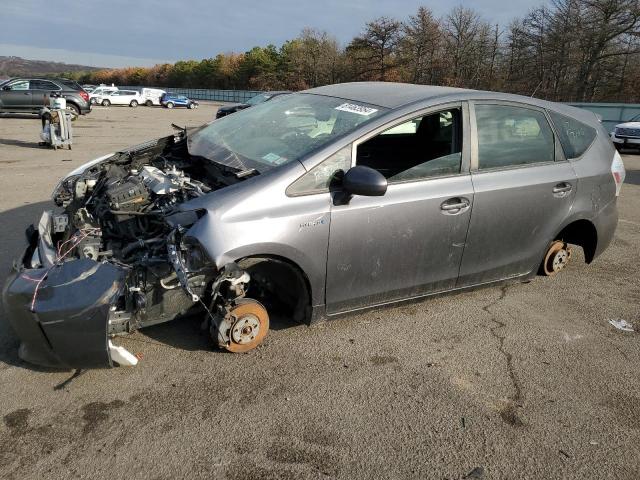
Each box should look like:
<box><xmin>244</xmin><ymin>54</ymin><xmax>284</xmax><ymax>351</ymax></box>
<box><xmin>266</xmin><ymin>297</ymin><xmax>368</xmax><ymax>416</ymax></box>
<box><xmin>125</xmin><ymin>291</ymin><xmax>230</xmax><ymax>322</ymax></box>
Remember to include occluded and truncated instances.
<box><xmin>235</xmin><ymin>168</ymin><xmax>258</xmax><ymax>179</ymax></box>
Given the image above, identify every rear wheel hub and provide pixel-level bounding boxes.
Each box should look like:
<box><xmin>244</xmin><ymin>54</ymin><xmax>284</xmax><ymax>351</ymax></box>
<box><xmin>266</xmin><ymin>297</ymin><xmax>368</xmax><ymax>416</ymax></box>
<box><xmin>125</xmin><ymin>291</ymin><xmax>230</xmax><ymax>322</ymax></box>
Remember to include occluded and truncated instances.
<box><xmin>543</xmin><ymin>241</ymin><xmax>572</xmax><ymax>276</ymax></box>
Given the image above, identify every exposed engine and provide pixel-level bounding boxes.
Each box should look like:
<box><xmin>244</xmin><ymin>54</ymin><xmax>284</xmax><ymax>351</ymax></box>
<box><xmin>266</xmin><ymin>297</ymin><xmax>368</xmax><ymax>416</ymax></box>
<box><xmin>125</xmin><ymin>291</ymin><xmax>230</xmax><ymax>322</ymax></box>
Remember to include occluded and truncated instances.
<box><xmin>50</xmin><ymin>133</ymin><xmax>253</xmax><ymax>339</ymax></box>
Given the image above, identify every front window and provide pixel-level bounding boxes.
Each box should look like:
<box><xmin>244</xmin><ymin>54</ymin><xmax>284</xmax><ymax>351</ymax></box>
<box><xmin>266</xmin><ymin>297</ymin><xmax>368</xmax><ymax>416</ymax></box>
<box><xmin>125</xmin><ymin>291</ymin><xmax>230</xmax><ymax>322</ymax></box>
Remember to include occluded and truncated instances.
<box><xmin>188</xmin><ymin>93</ymin><xmax>387</xmax><ymax>172</ymax></box>
<box><xmin>356</xmin><ymin>108</ymin><xmax>462</xmax><ymax>182</ymax></box>
<box><xmin>6</xmin><ymin>80</ymin><xmax>29</xmax><ymax>90</ymax></box>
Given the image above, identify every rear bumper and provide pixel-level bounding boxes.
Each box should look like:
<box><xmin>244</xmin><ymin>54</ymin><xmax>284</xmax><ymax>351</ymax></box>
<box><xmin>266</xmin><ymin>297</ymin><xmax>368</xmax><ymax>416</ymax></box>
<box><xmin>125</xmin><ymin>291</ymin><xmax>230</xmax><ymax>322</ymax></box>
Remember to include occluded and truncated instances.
<box><xmin>2</xmin><ymin>223</ymin><xmax>126</xmax><ymax>369</ymax></box>
<box><xmin>77</xmin><ymin>103</ymin><xmax>91</xmax><ymax>115</ymax></box>
<box><xmin>592</xmin><ymin>198</ymin><xmax>618</xmax><ymax>261</ymax></box>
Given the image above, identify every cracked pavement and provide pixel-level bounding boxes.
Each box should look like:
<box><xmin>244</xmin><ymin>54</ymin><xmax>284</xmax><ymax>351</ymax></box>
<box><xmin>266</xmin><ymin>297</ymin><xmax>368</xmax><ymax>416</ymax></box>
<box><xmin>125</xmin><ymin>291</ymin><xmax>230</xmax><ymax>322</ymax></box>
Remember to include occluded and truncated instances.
<box><xmin>1</xmin><ymin>106</ymin><xmax>639</xmax><ymax>479</ymax></box>
<box><xmin>484</xmin><ymin>286</ymin><xmax>524</xmax><ymax>428</ymax></box>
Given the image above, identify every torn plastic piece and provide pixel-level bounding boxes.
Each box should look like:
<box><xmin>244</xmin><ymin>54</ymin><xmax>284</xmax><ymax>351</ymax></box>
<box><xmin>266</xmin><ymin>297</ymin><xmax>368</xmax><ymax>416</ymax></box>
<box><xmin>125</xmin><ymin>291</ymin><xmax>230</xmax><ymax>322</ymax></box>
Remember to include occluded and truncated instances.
<box><xmin>108</xmin><ymin>340</ymin><xmax>139</xmax><ymax>366</ymax></box>
<box><xmin>608</xmin><ymin>319</ymin><xmax>634</xmax><ymax>332</ymax></box>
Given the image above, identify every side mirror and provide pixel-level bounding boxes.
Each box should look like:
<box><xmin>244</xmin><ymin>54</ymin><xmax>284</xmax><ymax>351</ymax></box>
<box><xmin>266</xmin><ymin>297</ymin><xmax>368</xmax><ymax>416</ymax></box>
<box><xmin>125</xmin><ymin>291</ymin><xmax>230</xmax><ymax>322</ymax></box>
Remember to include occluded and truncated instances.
<box><xmin>342</xmin><ymin>165</ymin><xmax>387</xmax><ymax>197</ymax></box>
<box><xmin>2</xmin><ymin>85</ymin><xmax>11</xmax><ymax>91</ymax></box>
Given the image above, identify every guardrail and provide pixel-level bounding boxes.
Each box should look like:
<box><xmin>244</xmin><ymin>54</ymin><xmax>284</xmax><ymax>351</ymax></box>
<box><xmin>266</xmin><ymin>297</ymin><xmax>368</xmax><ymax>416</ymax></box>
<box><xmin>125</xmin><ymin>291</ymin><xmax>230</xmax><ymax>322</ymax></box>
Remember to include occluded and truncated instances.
<box><xmin>120</xmin><ymin>86</ymin><xmax>263</xmax><ymax>104</ymax></box>
<box><xmin>568</xmin><ymin>103</ymin><xmax>640</xmax><ymax>132</ymax></box>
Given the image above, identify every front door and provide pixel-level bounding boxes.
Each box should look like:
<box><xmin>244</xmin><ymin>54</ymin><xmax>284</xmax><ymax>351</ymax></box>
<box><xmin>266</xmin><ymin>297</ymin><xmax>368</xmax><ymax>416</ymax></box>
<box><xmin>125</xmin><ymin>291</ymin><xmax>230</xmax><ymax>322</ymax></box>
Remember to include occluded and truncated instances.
<box><xmin>0</xmin><ymin>79</ymin><xmax>32</xmax><ymax>110</ymax></box>
<box><xmin>457</xmin><ymin>102</ymin><xmax>577</xmax><ymax>286</ymax></box>
<box><xmin>325</xmin><ymin>104</ymin><xmax>474</xmax><ymax>314</ymax></box>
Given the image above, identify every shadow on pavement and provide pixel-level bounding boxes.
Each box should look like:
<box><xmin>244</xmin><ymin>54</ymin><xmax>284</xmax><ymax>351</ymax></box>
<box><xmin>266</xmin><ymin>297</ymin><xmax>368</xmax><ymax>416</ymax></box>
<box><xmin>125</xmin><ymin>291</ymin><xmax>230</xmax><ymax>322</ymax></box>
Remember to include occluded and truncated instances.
<box><xmin>624</xmin><ymin>168</ymin><xmax>640</xmax><ymax>186</ymax></box>
<box><xmin>0</xmin><ymin>113</ymin><xmax>40</xmax><ymax>120</ymax></box>
<box><xmin>0</xmin><ymin>138</ymin><xmax>43</xmax><ymax>149</ymax></box>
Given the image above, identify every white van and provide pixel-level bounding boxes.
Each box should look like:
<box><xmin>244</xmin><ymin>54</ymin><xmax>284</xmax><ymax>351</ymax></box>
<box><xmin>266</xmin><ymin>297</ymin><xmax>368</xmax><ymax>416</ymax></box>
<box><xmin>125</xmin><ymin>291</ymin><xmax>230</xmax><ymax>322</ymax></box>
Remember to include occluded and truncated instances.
<box><xmin>90</xmin><ymin>85</ymin><xmax>118</xmax><ymax>105</ymax></box>
<box><xmin>139</xmin><ymin>88</ymin><xmax>166</xmax><ymax>106</ymax></box>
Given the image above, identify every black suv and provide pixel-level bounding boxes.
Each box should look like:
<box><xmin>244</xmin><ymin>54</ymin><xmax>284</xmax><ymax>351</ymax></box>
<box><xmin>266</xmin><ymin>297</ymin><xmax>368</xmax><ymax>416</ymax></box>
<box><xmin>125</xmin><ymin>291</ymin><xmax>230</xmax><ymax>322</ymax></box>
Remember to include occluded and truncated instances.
<box><xmin>0</xmin><ymin>77</ymin><xmax>91</xmax><ymax>116</ymax></box>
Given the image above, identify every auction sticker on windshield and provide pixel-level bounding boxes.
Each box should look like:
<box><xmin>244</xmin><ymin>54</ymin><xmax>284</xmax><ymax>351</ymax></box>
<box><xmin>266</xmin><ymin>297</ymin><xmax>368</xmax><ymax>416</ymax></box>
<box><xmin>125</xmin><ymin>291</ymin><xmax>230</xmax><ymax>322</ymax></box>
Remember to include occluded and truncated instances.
<box><xmin>335</xmin><ymin>103</ymin><xmax>378</xmax><ymax>116</ymax></box>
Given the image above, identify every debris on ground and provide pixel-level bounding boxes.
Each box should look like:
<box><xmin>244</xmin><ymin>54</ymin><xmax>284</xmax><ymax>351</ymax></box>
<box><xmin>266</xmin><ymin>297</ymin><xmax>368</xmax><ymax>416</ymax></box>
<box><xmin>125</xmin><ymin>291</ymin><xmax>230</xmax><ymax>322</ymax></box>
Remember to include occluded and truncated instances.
<box><xmin>608</xmin><ymin>319</ymin><xmax>634</xmax><ymax>332</ymax></box>
<box><xmin>464</xmin><ymin>466</ymin><xmax>485</xmax><ymax>479</ymax></box>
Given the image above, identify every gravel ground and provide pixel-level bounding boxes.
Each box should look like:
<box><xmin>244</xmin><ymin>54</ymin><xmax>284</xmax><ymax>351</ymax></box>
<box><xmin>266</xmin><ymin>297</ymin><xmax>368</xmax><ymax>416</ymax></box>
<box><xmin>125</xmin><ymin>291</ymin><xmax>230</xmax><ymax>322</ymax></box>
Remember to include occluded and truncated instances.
<box><xmin>0</xmin><ymin>104</ymin><xmax>639</xmax><ymax>480</ymax></box>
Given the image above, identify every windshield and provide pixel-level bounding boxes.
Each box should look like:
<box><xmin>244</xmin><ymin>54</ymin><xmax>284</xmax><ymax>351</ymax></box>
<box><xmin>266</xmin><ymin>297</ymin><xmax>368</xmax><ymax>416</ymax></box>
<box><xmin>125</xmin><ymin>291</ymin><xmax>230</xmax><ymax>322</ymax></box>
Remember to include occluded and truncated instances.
<box><xmin>188</xmin><ymin>93</ymin><xmax>388</xmax><ymax>172</ymax></box>
<box><xmin>629</xmin><ymin>113</ymin><xmax>640</xmax><ymax>122</ymax></box>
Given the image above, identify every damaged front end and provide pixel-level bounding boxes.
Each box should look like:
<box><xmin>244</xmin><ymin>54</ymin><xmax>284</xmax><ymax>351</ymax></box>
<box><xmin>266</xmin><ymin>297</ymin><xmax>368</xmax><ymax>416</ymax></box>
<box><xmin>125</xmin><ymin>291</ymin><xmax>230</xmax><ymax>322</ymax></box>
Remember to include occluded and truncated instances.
<box><xmin>2</xmin><ymin>133</ymin><xmax>263</xmax><ymax>369</ymax></box>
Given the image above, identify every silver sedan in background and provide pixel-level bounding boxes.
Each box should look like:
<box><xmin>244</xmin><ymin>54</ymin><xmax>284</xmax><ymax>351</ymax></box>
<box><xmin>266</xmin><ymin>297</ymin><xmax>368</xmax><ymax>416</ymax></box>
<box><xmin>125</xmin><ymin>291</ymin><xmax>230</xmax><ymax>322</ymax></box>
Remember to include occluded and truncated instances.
<box><xmin>3</xmin><ymin>82</ymin><xmax>626</xmax><ymax>368</ymax></box>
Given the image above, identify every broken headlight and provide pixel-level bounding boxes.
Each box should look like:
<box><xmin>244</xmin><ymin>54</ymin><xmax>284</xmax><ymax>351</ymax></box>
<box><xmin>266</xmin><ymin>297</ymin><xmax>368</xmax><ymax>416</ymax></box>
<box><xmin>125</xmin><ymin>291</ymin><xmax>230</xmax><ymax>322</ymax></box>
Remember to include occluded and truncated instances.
<box><xmin>51</xmin><ymin>174</ymin><xmax>80</xmax><ymax>206</ymax></box>
<box><xmin>181</xmin><ymin>237</ymin><xmax>214</xmax><ymax>272</ymax></box>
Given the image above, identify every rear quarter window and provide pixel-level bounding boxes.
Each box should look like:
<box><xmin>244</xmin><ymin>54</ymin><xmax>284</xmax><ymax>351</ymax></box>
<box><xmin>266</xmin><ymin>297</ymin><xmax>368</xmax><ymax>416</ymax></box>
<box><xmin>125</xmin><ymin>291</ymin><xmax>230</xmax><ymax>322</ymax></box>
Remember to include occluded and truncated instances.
<box><xmin>548</xmin><ymin>110</ymin><xmax>597</xmax><ymax>158</ymax></box>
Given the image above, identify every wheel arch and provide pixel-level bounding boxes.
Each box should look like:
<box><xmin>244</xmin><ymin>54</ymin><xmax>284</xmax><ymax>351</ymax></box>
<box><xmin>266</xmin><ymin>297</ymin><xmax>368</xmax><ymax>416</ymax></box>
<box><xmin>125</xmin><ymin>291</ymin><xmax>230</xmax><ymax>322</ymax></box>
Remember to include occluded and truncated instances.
<box><xmin>553</xmin><ymin>218</ymin><xmax>598</xmax><ymax>263</ymax></box>
<box><xmin>235</xmin><ymin>254</ymin><xmax>313</xmax><ymax>324</ymax></box>
<box><xmin>65</xmin><ymin>100</ymin><xmax>81</xmax><ymax>112</ymax></box>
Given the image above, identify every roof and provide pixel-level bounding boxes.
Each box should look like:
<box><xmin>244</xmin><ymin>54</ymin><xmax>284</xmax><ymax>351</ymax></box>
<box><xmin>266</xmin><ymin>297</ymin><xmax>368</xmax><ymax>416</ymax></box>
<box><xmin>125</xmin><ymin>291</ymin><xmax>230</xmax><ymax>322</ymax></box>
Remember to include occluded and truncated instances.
<box><xmin>304</xmin><ymin>82</ymin><xmax>473</xmax><ymax>109</ymax></box>
<box><xmin>303</xmin><ymin>82</ymin><xmax>600</xmax><ymax>126</ymax></box>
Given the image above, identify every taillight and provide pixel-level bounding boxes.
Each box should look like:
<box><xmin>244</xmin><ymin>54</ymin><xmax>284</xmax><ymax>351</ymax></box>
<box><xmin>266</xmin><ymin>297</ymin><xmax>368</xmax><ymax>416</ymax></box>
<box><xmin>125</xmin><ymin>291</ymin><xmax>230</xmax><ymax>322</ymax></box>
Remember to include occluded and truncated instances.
<box><xmin>611</xmin><ymin>151</ymin><xmax>626</xmax><ymax>197</ymax></box>
<box><xmin>79</xmin><ymin>91</ymin><xmax>89</xmax><ymax>102</ymax></box>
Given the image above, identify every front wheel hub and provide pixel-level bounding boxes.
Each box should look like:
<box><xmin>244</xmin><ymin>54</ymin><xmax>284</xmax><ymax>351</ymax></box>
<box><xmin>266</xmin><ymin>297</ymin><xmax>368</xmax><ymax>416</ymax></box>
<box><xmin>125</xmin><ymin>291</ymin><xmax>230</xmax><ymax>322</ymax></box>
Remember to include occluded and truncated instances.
<box><xmin>231</xmin><ymin>314</ymin><xmax>260</xmax><ymax>344</ymax></box>
<box><xmin>223</xmin><ymin>299</ymin><xmax>269</xmax><ymax>353</ymax></box>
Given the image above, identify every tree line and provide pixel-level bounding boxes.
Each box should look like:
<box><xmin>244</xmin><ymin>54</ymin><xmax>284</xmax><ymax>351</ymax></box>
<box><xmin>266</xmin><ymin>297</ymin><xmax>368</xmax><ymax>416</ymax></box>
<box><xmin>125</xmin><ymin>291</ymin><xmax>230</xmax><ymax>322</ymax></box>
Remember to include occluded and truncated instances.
<box><xmin>68</xmin><ymin>0</ymin><xmax>640</xmax><ymax>102</ymax></box>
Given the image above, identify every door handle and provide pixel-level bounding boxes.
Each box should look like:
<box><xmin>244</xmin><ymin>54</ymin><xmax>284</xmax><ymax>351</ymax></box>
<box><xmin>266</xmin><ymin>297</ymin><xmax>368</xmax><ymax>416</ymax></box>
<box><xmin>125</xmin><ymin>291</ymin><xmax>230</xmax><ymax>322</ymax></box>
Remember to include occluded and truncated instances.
<box><xmin>553</xmin><ymin>183</ymin><xmax>572</xmax><ymax>196</ymax></box>
<box><xmin>440</xmin><ymin>197</ymin><xmax>470</xmax><ymax>214</ymax></box>
<box><xmin>23</xmin><ymin>92</ymin><xmax>32</xmax><ymax>95</ymax></box>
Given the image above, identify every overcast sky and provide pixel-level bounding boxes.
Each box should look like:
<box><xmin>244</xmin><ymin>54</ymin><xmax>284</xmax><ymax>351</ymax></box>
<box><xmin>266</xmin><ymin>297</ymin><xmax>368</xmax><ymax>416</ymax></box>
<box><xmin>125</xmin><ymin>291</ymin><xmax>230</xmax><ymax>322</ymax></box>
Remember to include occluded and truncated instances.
<box><xmin>0</xmin><ymin>0</ymin><xmax>540</xmax><ymax>68</ymax></box>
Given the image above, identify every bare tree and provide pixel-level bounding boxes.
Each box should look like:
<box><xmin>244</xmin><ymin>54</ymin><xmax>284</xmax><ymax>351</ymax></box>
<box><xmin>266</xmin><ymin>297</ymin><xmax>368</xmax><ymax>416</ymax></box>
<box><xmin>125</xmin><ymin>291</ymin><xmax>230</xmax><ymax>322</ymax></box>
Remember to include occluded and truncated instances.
<box><xmin>400</xmin><ymin>7</ymin><xmax>443</xmax><ymax>84</ymax></box>
<box><xmin>347</xmin><ymin>17</ymin><xmax>403</xmax><ymax>80</ymax></box>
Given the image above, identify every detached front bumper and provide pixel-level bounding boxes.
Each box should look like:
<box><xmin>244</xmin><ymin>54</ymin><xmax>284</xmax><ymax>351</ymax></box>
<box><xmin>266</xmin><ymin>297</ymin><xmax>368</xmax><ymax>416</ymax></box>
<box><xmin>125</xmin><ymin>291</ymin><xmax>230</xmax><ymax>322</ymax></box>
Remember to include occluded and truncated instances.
<box><xmin>2</xmin><ymin>218</ymin><xmax>127</xmax><ymax>369</ymax></box>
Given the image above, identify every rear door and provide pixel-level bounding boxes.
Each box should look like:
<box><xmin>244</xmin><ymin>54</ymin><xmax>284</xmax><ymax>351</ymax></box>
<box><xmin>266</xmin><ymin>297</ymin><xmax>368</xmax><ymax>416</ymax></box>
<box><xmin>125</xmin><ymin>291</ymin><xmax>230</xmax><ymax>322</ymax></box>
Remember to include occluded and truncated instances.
<box><xmin>457</xmin><ymin>101</ymin><xmax>577</xmax><ymax>286</ymax></box>
<box><xmin>325</xmin><ymin>103</ymin><xmax>474</xmax><ymax>313</ymax></box>
<box><xmin>29</xmin><ymin>79</ymin><xmax>62</xmax><ymax>109</ymax></box>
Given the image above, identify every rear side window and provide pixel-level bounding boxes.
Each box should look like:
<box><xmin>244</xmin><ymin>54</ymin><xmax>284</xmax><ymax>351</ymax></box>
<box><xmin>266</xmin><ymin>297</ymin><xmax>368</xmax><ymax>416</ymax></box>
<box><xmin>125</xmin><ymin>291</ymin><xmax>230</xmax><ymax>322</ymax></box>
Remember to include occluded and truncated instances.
<box><xmin>30</xmin><ymin>80</ymin><xmax>60</xmax><ymax>90</ymax></box>
<box><xmin>475</xmin><ymin>104</ymin><xmax>555</xmax><ymax>169</ymax></box>
<box><xmin>548</xmin><ymin>110</ymin><xmax>597</xmax><ymax>158</ymax></box>
<box><xmin>59</xmin><ymin>79</ymin><xmax>82</xmax><ymax>90</ymax></box>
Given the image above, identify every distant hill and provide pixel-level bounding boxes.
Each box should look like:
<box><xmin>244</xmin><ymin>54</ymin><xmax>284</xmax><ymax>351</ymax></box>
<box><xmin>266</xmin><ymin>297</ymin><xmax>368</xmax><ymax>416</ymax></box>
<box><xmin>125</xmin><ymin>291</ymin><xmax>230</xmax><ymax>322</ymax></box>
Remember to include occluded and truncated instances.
<box><xmin>0</xmin><ymin>56</ymin><xmax>101</xmax><ymax>77</ymax></box>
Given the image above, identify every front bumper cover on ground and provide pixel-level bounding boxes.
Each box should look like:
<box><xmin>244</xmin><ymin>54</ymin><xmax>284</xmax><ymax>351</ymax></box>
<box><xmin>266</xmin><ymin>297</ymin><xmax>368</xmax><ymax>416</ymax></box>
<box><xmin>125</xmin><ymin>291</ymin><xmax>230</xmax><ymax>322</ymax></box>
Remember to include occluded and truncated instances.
<box><xmin>2</xmin><ymin>225</ymin><xmax>126</xmax><ymax>369</ymax></box>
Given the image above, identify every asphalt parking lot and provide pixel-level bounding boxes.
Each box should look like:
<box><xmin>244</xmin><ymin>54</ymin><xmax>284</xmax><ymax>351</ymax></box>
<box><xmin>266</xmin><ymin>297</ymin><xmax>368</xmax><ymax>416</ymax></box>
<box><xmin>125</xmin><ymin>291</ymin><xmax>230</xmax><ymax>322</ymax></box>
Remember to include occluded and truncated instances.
<box><xmin>0</xmin><ymin>104</ymin><xmax>639</xmax><ymax>480</ymax></box>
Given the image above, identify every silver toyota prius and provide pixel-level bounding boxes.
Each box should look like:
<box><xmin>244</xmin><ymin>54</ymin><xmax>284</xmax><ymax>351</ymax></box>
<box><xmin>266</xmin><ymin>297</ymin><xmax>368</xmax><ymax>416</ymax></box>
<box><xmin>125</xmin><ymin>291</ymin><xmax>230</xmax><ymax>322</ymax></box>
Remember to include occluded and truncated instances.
<box><xmin>2</xmin><ymin>82</ymin><xmax>626</xmax><ymax>368</ymax></box>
